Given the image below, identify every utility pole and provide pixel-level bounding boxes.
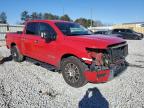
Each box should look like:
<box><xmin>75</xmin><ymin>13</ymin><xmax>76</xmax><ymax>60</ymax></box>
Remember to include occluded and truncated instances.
<box><xmin>90</xmin><ymin>8</ymin><xmax>93</xmax><ymax>27</ymax></box>
<box><xmin>63</xmin><ymin>7</ymin><xmax>65</xmax><ymax>15</ymax></box>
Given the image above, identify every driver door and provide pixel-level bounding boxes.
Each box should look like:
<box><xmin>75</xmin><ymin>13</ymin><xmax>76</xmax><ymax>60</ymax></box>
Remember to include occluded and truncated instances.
<box><xmin>34</xmin><ymin>22</ymin><xmax>58</xmax><ymax>65</ymax></box>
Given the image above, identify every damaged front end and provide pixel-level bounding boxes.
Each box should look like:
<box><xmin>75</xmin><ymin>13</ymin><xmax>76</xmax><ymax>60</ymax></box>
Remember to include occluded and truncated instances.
<box><xmin>83</xmin><ymin>42</ymin><xmax>128</xmax><ymax>83</ymax></box>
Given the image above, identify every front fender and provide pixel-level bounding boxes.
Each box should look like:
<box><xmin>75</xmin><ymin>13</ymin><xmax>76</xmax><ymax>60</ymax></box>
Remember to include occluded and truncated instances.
<box><xmin>58</xmin><ymin>46</ymin><xmax>92</xmax><ymax>65</ymax></box>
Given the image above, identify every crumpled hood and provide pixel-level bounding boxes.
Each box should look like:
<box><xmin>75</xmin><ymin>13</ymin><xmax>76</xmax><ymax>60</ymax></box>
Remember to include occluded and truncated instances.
<box><xmin>65</xmin><ymin>35</ymin><xmax>126</xmax><ymax>49</ymax></box>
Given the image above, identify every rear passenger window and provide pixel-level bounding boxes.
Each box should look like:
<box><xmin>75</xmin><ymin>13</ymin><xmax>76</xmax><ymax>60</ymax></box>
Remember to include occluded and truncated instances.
<box><xmin>113</xmin><ymin>29</ymin><xmax>119</xmax><ymax>33</ymax></box>
<box><xmin>120</xmin><ymin>29</ymin><xmax>125</xmax><ymax>32</ymax></box>
<box><xmin>113</xmin><ymin>29</ymin><xmax>125</xmax><ymax>33</ymax></box>
<box><xmin>26</xmin><ymin>23</ymin><xmax>39</xmax><ymax>35</ymax></box>
<box><xmin>126</xmin><ymin>29</ymin><xmax>133</xmax><ymax>33</ymax></box>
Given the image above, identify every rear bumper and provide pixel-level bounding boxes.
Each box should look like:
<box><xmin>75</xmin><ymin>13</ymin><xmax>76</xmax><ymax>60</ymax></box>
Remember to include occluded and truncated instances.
<box><xmin>84</xmin><ymin>62</ymin><xmax>127</xmax><ymax>83</ymax></box>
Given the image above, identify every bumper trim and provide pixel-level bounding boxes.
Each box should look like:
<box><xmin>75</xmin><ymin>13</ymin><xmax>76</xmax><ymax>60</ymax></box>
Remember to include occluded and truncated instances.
<box><xmin>81</xmin><ymin>58</ymin><xmax>92</xmax><ymax>61</ymax></box>
<box><xmin>84</xmin><ymin>69</ymin><xmax>110</xmax><ymax>83</ymax></box>
<box><xmin>84</xmin><ymin>62</ymin><xmax>127</xmax><ymax>83</ymax></box>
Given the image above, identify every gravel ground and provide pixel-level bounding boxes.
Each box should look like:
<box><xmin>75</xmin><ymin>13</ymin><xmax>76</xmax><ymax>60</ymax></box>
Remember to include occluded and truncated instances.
<box><xmin>0</xmin><ymin>39</ymin><xmax>144</xmax><ymax>108</ymax></box>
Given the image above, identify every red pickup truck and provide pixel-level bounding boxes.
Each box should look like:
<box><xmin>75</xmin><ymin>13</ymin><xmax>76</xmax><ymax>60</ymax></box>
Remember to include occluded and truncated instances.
<box><xmin>6</xmin><ymin>20</ymin><xmax>128</xmax><ymax>87</ymax></box>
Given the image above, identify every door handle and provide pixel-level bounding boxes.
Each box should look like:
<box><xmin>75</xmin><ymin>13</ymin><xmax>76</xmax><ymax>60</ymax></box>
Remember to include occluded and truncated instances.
<box><xmin>34</xmin><ymin>40</ymin><xmax>39</xmax><ymax>43</ymax></box>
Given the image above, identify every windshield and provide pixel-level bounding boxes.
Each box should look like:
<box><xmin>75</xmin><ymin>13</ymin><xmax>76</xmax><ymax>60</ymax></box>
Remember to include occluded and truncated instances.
<box><xmin>105</xmin><ymin>30</ymin><xmax>112</xmax><ymax>35</ymax></box>
<box><xmin>55</xmin><ymin>22</ymin><xmax>92</xmax><ymax>36</ymax></box>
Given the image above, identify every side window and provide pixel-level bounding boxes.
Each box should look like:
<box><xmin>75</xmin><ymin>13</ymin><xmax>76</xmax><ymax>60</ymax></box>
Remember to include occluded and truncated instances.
<box><xmin>26</xmin><ymin>23</ymin><xmax>39</xmax><ymax>35</ymax></box>
<box><xmin>126</xmin><ymin>29</ymin><xmax>133</xmax><ymax>33</ymax></box>
<box><xmin>112</xmin><ymin>29</ymin><xmax>119</xmax><ymax>33</ymax></box>
<box><xmin>113</xmin><ymin>29</ymin><xmax>124</xmax><ymax>33</ymax></box>
<box><xmin>39</xmin><ymin>23</ymin><xmax>56</xmax><ymax>38</ymax></box>
<box><xmin>120</xmin><ymin>29</ymin><xmax>125</xmax><ymax>32</ymax></box>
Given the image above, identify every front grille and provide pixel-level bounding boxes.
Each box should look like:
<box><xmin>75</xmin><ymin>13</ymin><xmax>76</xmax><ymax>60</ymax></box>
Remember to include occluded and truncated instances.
<box><xmin>109</xmin><ymin>43</ymin><xmax>128</xmax><ymax>63</ymax></box>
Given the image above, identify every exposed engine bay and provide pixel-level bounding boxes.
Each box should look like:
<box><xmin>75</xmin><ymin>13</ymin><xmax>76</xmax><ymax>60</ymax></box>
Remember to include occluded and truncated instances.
<box><xmin>86</xmin><ymin>42</ymin><xmax>128</xmax><ymax>77</ymax></box>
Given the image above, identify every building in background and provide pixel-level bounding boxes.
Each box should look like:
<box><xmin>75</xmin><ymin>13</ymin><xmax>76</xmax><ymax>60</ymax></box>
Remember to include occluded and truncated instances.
<box><xmin>0</xmin><ymin>24</ymin><xmax>24</xmax><ymax>40</ymax></box>
<box><xmin>88</xmin><ymin>26</ymin><xmax>112</xmax><ymax>32</ymax></box>
<box><xmin>89</xmin><ymin>22</ymin><xmax>144</xmax><ymax>34</ymax></box>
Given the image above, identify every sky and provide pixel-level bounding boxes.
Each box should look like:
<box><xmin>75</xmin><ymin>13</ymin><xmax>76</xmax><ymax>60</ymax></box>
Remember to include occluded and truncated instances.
<box><xmin>0</xmin><ymin>0</ymin><xmax>144</xmax><ymax>24</ymax></box>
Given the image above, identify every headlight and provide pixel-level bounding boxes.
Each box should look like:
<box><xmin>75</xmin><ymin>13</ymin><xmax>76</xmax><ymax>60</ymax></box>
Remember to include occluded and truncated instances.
<box><xmin>86</xmin><ymin>48</ymin><xmax>110</xmax><ymax>66</ymax></box>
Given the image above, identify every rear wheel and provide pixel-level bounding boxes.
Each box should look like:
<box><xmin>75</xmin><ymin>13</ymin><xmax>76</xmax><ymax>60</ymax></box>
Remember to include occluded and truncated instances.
<box><xmin>61</xmin><ymin>56</ymin><xmax>88</xmax><ymax>88</ymax></box>
<box><xmin>134</xmin><ymin>36</ymin><xmax>141</xmax><ymax>40</ymax></box>
<box><xmin>11</xmin><ymin>46</ymin><xmax>24</xmax><ymax>62</ymax></box>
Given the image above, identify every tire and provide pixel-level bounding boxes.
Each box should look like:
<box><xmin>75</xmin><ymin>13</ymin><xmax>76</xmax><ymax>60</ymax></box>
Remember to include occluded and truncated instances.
<box><xmin>137</xmin><ymin>37</ymin><xmax>141</xmax><ymax>40</ymax></box>
<box><xmin>142</xmin><ymin>34</ymin><xmax>144</xmax><ymax>39</ymax></box>
<box><xmin>134</xmin><ymin>36</ymin><xmax>141</xmax><ymax>40</ymax></box>
<box><xmin>61</xmin><ymin>56</ymin><xmax>88</xmax><ymax>88</ymax></box>
<box><xmin>11</xmin><ymin>46</ymin><xmax>24</xmax><ymax>62</ymax></box>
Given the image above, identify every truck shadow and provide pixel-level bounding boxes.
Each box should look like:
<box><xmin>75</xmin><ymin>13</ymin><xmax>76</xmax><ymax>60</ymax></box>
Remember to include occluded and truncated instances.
<box><xmin>0</xmin><ymin>55</ymin><xmax>13</xmax><ymax>64</ymax></box>
<box><xmin>127</xmin><ymin>62</ymin><xmax>144</xmax><ymax>69</ymax></box>
<box><xmin>79</xmin><ymin>87</ymin><xmax>109</xmax><ymax>108</ymax></box>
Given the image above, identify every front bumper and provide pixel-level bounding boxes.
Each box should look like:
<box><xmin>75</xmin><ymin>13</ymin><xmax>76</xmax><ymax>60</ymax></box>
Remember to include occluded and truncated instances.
<box><xmin>84</xmin><ymin>61</ymin><xmax>127</xmax><ymax>83</ymax></box>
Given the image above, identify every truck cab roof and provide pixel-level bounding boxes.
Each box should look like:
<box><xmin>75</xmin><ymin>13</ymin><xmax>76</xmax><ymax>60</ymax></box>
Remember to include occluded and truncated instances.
<box><xmin>26</xmin><ymin>20</ymin><xmax>71</xmax><ymax>24</ymax></box>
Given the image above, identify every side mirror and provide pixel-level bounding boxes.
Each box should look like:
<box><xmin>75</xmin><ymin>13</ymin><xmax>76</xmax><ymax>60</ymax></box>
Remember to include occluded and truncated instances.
<box><xmin>40</xmin><ymin>31</ymin><xmax>56</xmax><ymax>42</ymax></box>
<box><xmin>40</xmin><ymin>32</ymin><xmax>46</xmax><ymax>38</ymax></box>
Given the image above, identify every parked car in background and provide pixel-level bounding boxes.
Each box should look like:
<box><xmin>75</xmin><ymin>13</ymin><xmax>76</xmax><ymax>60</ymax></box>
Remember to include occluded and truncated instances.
<box><xmin>107</xmin><ymin>29</ymin><xmax>143</xmax><ymax>40</ymax></box>
<box><xmin>106</xmin><ymin>30</ymin><xmax>126</xmax><ymax>38</ymax></box>
<box><xmin>94</xmin><ymin>30</ymin><xmax>107</xmax><ymax>35</ymax></box>
<box><xmin>94</xmin><ymin>30</ymin><xmax>124</xmax><ymax>38</ymax></box>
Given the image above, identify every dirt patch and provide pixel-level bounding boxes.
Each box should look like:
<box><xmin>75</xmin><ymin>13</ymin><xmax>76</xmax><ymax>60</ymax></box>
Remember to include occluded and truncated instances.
<box><xmin>39</xmin><ymin>89</ymin><xmax>60</xmax><ymax>99</ymax></box>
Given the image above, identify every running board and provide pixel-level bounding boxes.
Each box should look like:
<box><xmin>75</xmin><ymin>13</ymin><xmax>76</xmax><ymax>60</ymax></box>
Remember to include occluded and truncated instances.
<box><xmin>25</xmin><ymin>57</ymin><xmax>58</xmax><ymax>72</ymax></box>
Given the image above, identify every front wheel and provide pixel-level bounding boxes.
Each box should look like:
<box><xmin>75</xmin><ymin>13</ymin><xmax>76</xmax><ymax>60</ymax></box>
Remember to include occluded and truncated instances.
<box><xmin>61</xmin><ymin>56</ymin><xmax>88</xmax><ymax>88</ymax></box>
